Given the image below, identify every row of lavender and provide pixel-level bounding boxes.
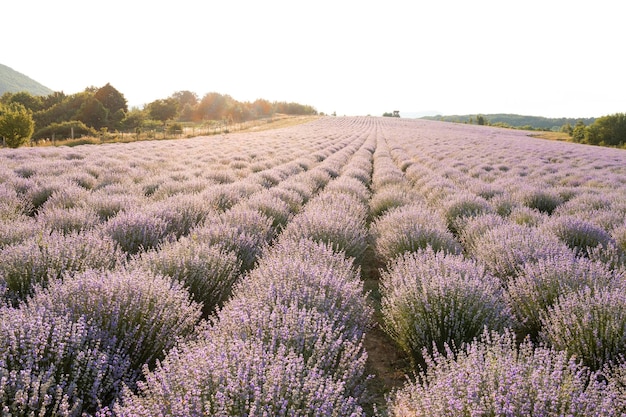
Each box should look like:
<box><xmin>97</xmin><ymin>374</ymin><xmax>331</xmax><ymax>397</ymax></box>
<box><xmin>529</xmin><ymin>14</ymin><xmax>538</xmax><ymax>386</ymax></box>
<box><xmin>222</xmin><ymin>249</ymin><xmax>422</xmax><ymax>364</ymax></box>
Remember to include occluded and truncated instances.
<box><xmin>113</xmin><ymin>124</ymin><xmax>378</xmax><ymax>415</ymax></box>
<box><xmin>2</xmin><ymin>116</ymin><xmax>626</xmax><ymax>415</ymax></box>
<box><xmin>368</xmin><ymin>119</ymin><xmax>626</xmax><ymax>415</ymax></box>
<box><xmin>0</xmin><ymin>118</ymin><xmax>379</xmax><ymax>415</ymax></box>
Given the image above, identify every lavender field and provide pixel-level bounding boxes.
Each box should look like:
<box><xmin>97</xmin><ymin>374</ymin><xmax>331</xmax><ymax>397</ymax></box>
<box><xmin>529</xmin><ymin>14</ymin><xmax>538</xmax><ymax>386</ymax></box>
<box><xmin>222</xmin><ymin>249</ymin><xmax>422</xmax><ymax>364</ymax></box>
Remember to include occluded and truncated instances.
<box><xmin>1</xmin><ymin>116</ymin><xmax>626</xmax><ymax>416</ymax></box>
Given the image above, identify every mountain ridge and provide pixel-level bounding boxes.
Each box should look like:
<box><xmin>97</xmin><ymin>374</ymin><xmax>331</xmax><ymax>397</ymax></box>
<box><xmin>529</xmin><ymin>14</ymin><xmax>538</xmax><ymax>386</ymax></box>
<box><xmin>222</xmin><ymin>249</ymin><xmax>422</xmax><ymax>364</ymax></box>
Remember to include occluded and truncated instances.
<box><xmin>0</xmin><ymin>63</ymin><xmax>54</xmax><ymax>96</ymax></box>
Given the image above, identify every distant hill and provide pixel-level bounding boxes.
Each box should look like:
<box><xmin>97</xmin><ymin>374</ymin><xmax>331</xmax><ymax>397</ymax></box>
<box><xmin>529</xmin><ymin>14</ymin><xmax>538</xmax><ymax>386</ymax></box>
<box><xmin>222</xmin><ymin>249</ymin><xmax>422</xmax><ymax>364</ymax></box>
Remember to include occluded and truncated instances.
<box><xmin>421</xmin><ymin>113</ymin><xmax>596</xmax><ymax>131</ymax></box>
<box><xmin>0</xmin><ymin>63</ymin><xmax>53</xmax><ymax>96</ymax></box>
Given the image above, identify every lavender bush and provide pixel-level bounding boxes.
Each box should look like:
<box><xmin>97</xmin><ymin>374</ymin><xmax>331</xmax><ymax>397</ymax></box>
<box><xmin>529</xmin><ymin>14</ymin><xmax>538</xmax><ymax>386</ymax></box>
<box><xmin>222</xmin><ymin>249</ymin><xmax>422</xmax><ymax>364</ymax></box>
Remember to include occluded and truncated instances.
<box><xmin>518</xmin><ymin>187</ymin><xmax>564</xmax><ymax>215</ymax></box>
<box><xmin>469</xmin><ymin>223</ymin><xmax>572</xmax><ymax>281</ymax></box>
<box><xmin>544</xmin><ymin>214</ymin><xmax>616</xmax><ymax>257</ymax></box>
<box><xmin>386</xmin><ymin>329</ymin><xmax>617</xmax><ymax>416</ymax></box>
<box><xmin>381</xmin><ymin>249</ymin><xmax>512</xmax><ymax>367</ymax></box>
<box><xmin>36</xmin><ymin>205</ymin><xmax>101</xmax><ymax>235</ymax></box>
<box><xmin>212</xmin><ymin>298</ymin><xmax>369</xmax><ymax>397</ymax></box>
<box><xmin>103</xmin><ymin>210</ymin><xmax>172</xmax><ymax>255</ymax></box>
<box><xmin>191</xmin><ymin>207</ymin><xmax>275</xmax><ymax>271</ymax></box>
<box><xmin>133</xmin><ymin>237</ymin><xmax>241</xmax><ymax>316</ymax></box>
<box><xmin>371</xmin><ymin>204</ymin><xmax>462</xmax><ymax>264</ymax></box>
<box><xmin>441</xmin><ymin>192</ymin><xmax>493</xmax><ymax>235</ymax></box>
<box><xmin>242</xmin><ymin>190</ymin><xmax>293</xmax><ymax>229</ymax></box>
<box><xmin>0</xmin><ymin>230</ymin><xmax>123</xmax><ymax>304</ymax></box>
<box><xmin>281</xmin><ymin>192</ymin><xmax>369</xmax><ymax>262</ymax></box>
<box><xmin>457</xmin><ymin>213</ymin><xmax>507</xmax><ymax>254</ymax></box>
<box><xmin>506</xmin><ymin>253</ymin><xmax>619</xmax><ymax>340</ymax></box>
<box><xmin>26</xmin><ymin>267</ymin><xmax>202</xmax><ymax>373</ymax></box>
<box><xmin>369</xmin><ymin>184</ymin><xmax>419</xmax><ymax>218</ymax></box>
<box><xmin>540</xmin><ymin>285</ymin><xmax>626</xmax><ymax>371</ymax></box>
<box><xmin>0</xmin><ymin>306</ymin><xmax>131</xmax><ymax>416</ymax></box>
<box><xmin>114</xmin><ymin>337</ymin><xmax>366</xmax><ymax>417</ymax></box>
<box><xmin>233</xmin><ymin>237</ymin><xmax>373</xmax><ymax>336</ymax></box>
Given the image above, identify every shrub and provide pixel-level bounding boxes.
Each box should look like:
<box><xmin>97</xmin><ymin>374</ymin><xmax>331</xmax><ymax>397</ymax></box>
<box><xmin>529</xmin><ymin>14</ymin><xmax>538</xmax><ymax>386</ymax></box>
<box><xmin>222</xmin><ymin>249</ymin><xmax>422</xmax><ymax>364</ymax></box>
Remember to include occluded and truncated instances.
<box><xmin>36</xmin><ymin>205</ymin><xmax>101</xmax><ymax>235</ymax></box>
<box><xmin>26</xmin><ymin>267</ymin><xmax>202</xmax><ymax>374</ymax></box>
<box><xmin>85</xmin><ymin>192</ymin><xmax>142</xmax><ymax>221</ymax></box>
<box><xmin>0</xmin><ymin>217</ymin><xmax>39</xmax><ymax>248</ymax></box>
<box><xmin>134</xmin><ymin>237</ymin><xmax>240</xmax><ymax>316</ymax></box>
<box><xmin>213</xmin><ymin>298</ymin><xmax>369</xmax><ymax>397</ymax></box>
<box><xmin>508</xmin><ymin>205</ymin><xmax>548</xmax><ymax>226</ymax></box>
<box><xmin>540</xmin><ymin>286</ymin><xmax>626</xmax><ymax>371</ymax></box>
<box><xmin>386</xmin><ymin>329</ymin><xmax>616</xmax><ymax>416</ymax></box>
<box><xmin>0</xmin><ymin>183</ymin><xmax>31</xmax><ymax>220</ymax></box>
<box><xmin>371</xmin><ymin>204</ymin><xmax>461</xmax><ymax>264</ymax></box>
<box><xmin>146</xmin><ymin>194</ymin><xmax>216</xmax><ymax>239</ymax></box>
<box><xmin>506</xmin><ymin>253</ymin><xmax>619</xmax><ymax>340</ymax></box>
<box><xmin>114</xmin><ymin>338</ymin><xmax>366</xmax><ymax>417</ymax></box>
<box><xmin>442</xmin><ymin>193</ymin><xmax>492</xmax><ymax>235</ymax></box>
<box><xmin>191</xmin><ymin>207</ymin><xmax>275</xmax><ymax>271</ymax></box>
<box><xmin>544</xmin><ymin>215</ymin><xmax>615</xmax><ymax>256</ymax></box>
<box><xmin>233</xmin><ymin>237</ymin><xmax>373</xmax><ymax>335</ymax></box>
<box><xmin>241</xmin><ymin>191</ymin><xmax>293</xmax><ymax>229</ymax></box>
<box><xmin>381</xmin><ymin>249</ymin><xmax>512</xmax><ymax>367</ymax></box>
<box><xmin>0</xmin><ymin>306</ymin><xmax>131</xmax><ymax>415</ymax></box>
<box><xmin>469</xmin><ymin>223</ymin><xmax>572</xmax><ymax>281</ymax></box>
<box><xmin>32</xmin><ymin>120</ymin><xmax>97</xmax><ymax>141</ymax></box>
<box><xmin>281</xmin><ymin>193</ymin><xmax>369</xmax><ymax>262</ymax></box>
<box><xmin>0</xmin><ymin>230</ymin><xmax>123</xmax><ymax>304</ymax></box>
<box><xmin>103</xmin><ymin>209</ymin><xmax>171</xmax><ymax>255</ymax></box>
<box><xmin>458</xmin><ymin>213</ymin><xmax>507</xmax><ymax>254</ymax></box>
<box><xmin>369</xmin><ymin>184</ymin><xmax>419</xmax><ymax>218</ymax></box>
<box><xmin>324</xmin><ymin>176</ymin><xmax>371</xmax><ymax>205</ymax></box>
<box><xmin>519</xmin><ymin>187</ymin><xmax>564</xmax><ymax>214</ymax></box>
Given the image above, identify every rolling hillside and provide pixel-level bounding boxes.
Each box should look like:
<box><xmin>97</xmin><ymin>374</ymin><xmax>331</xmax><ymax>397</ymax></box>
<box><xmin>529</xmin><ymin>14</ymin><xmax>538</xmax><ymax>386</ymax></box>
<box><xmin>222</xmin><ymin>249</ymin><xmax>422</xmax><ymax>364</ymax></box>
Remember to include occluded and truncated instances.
<box><xmin>422</xmin><ymin>113</ymin><xmax>596</xmax><ymax>130</ymax></box>
<box><xmin>0</xmin><ymin>63</ymin><xmax>53</xmax><ymax>96</ymax></box>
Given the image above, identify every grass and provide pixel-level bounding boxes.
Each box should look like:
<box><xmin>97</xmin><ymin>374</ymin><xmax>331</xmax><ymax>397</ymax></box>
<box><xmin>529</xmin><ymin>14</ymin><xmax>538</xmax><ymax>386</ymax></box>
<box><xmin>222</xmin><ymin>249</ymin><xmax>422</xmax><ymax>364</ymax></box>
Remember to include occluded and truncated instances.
<box><xmin>529</xmin><ymin>131</ymin><xmax>573</xmax><ymax>142</ymax></box>
<box><xmin>30</xmin><ymin>114</ymin><xmax>320</xmax><ymax>148</ymax></box>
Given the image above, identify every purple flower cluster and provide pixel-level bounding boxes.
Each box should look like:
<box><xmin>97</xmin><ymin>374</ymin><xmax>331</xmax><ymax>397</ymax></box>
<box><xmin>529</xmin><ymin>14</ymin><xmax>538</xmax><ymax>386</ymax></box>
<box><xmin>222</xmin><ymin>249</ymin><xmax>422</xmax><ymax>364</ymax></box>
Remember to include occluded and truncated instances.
<box><xmin>540</xmin><ymin>285</ymin><xmax>626</xmax><ymax>371</ymax></box>
<box><xmin>0</xmin><ymin>229</ymin><xmax>123</xmax><ymax>304</ymax></box>
<box><xmin>0</xmin><ymin>306</ymin><xmax>131</xmax><ymax>415</ymax></box>
<box><xmin>506</xmin><ymin>253</ymin><xmax>620</xmax><ymax>340</ymax></box>
<box><xmin>26</xmin><ymin>267</ymin><xmax>202</xmax><ymax>373</ymax></box>
<box><xmin>381</xmin><ymin>248</ymin><xmax>511</xmax><ymax>366</ymax></box>
<box><xmin>371</xmin><ymin>204</ymin><xmax>462</xmax><ymax>264</ymax></box>
<box><xmin>132</xmin><ymin>236</ymin><xmax>241</xmax><ymax>316</ymax></box>
<box><xmin>387</xmin><ymin>329</ymin><xmax>618</xmax><ymax>416</ymax></box>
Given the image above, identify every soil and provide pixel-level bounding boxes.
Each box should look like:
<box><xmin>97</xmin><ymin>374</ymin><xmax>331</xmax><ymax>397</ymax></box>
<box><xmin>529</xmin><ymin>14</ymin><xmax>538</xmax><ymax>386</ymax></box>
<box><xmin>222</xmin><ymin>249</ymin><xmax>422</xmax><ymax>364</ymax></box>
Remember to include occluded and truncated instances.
<box><xmin>360</xmin><ymin>247</ymin><xmax>412</xmax><ymax>415</ymax></box>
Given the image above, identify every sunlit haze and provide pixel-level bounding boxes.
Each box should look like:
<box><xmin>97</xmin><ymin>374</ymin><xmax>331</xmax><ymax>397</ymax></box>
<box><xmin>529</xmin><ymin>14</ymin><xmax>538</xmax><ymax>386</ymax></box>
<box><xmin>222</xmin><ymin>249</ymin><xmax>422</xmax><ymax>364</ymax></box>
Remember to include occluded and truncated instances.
<box><xmin>4</xmin><ymin>0</ymin><xmax>623</xmax><ymax>118</ymax></box>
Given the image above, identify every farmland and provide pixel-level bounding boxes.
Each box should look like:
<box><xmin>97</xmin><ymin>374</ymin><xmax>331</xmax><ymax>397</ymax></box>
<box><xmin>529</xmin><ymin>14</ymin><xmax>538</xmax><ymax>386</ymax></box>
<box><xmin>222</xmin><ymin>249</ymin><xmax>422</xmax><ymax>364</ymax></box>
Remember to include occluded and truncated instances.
<box><xmin>1</xmin><ymin>116</ymin><xmax>626</xmax><ymax>416</ymax></box>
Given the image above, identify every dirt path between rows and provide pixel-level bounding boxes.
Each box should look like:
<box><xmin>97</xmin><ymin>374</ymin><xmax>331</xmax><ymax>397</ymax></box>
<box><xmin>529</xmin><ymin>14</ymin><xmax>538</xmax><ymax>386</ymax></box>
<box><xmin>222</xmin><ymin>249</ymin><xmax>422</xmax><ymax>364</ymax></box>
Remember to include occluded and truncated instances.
<box><xmin>361</xmin><ymin>247</ymin><xmax>411</xmax><ymax>414</ymax></box>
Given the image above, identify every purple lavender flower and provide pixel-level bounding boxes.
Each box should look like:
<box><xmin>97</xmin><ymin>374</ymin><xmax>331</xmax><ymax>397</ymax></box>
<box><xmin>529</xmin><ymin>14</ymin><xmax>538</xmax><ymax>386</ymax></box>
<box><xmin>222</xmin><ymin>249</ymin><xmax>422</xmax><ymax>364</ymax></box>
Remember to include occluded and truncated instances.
<box><xmin>26</xmin><ymin>266</ymin><xmax>202</xmax><ymax>373</ymax></box>
<box><xmin>371</xmin><ymin>204</ymin><xmax>462</xmax><ymax>264</ymax></box>
<box><xmin>540</xmin><ymin>285</ymin><xmax>626</xmax><ymax>371</ymax></box>
<box><xmin>387</xmin><ymin>329</ymin><xmax>617</xmax><ymax>416</ymax></box>
<box><xmin>0</xmin><ymin>306</ymin><xmax>132</xmax><ymax>415</ymax></box>
<box><xmin>381</xmin><ymin>249</ymin><xmax>512</xmax><ymax>367</ymax></box>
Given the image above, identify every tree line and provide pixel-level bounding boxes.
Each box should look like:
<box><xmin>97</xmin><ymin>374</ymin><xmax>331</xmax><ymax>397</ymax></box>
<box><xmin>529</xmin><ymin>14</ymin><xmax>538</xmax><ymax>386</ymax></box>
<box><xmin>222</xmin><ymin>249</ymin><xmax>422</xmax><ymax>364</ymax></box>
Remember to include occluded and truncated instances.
<box><xmin>561</xmin><ymin>114</ymin><xmax>626</xmax><ymax>148</ymax></box>
<box><xmin>0</xmin><ymin>84</ymin><xmax>318</xmax><ymax>148</ymax></box>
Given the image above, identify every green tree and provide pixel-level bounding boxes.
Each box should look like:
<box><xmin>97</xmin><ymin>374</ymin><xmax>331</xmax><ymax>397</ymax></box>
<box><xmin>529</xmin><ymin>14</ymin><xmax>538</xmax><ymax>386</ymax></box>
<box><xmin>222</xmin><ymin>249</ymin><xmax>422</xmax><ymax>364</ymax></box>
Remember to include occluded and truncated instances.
<box><xmin>571</xmin><ymin>120</ymin><xmax>587</xmax><ymax>143</ymax></box>
<box><xmin>94</xmin><ymin>83</ymin><xmax>128</xmax><ymax>115</ymax></box>
<box><xmin>0</xmin><ymin>103</ymin><xmax>35</xmax><ymax>148</ymax></box>
<box><xmin>122</xmin><ymin>107</ymin><xmax>146</xmax><ymax>130</ymax></box>
<box><xmin>147</xmin><ymin>98</ymin><xmax>178</xmax><ymax>123</ymax></box>
<box><xmin>77</xmin><ymin>96</ymin><xmax>108</xmax><ymax>129</ymax></box>
<box><xmin>1</xmin><ymin>91</ymin><xmax>43</xmax><ymax>112</ymax></box>
<box><xmin>585</xmin><ymin>113</ymin><xmax>626</xmax><ymax>147</ymax></box>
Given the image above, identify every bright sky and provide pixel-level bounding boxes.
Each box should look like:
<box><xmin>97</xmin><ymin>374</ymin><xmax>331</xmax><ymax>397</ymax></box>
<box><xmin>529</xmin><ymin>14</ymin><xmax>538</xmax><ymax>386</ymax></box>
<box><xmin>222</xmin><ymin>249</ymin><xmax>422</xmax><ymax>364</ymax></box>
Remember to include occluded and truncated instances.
<box><xmin>3</xmin><ymin>0</ymin><xmax>624</xmax><ymax>118</ymax></box>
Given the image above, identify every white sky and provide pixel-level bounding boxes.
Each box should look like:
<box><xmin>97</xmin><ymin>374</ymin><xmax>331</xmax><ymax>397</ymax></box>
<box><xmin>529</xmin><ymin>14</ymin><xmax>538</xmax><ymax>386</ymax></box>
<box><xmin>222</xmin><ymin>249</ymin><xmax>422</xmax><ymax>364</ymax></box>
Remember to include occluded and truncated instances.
<box><xmin>3</xmin><ymin>0</ymin><xmax>624</xmax><ymax>118</ymax></box>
